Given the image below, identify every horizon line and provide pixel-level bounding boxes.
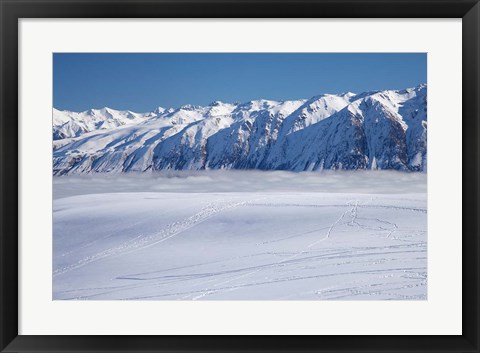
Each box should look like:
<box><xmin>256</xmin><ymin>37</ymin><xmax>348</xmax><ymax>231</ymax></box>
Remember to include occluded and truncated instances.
<box><xmin>53</xmin><ymin>83</ymin><xmax>427</xmax><ymax>114</ymax></box>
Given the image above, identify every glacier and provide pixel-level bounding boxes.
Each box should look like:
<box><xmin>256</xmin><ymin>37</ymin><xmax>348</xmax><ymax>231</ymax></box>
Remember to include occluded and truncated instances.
<box><xmin>52</xmin><ymin>84</ymin><xmax>427</xmax><ymax>175</ymax></box>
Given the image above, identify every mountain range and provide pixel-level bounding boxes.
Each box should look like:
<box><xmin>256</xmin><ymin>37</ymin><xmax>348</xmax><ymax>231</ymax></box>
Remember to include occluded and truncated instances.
<box><xmin>53</xmin><ymin>84</ymin><xmax>427</xmax><ymax>175</ymax></box>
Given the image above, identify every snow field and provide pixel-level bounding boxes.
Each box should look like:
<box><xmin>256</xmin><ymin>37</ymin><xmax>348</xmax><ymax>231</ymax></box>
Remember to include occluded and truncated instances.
<box><xmin>53</xmin><ymin>174</ymin><xmax>427</xmax><ymax>300</ymax></box>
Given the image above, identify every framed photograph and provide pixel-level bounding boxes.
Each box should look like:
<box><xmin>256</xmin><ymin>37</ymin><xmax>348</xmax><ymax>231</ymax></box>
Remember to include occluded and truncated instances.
<box><xmin>1</xmin><ymin>0</ymin><xmax>479</xmax><ymax>352</ymax></box>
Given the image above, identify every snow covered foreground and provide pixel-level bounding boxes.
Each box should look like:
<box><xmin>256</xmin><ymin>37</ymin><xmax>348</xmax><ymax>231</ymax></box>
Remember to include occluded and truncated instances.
<box><xmin>53</xmin><ymin>171</ymin><xmax>427</xmax><ymax>300</ymax></box>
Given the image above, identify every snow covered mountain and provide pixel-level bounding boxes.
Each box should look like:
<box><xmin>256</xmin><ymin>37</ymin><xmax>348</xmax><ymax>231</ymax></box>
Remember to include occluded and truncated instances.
<box><xmin>53</xmin><ymin>107</ymin><xmax>155</xmax><ymax>140</ymax></box>
<box><xmin>53</xmin><ymin>84</ymin><xmax>427</xmax><ymax>175</ymax></box>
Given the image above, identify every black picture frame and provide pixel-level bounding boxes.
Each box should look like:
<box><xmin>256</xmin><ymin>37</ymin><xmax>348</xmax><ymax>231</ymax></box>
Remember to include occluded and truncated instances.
<box><xmin>1</xmin><ymin>0</ymin><xmax>479</xmax><ymax>352</ymax></box>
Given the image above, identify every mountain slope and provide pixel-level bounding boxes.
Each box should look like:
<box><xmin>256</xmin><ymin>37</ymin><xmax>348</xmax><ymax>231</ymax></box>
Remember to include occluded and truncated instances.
<box><xmin>53</xmin><ymin>84</ymin><xmax>427</xmax><ymax>175</ymax></box>
<box><xmin>52</xmin><ymin>107</ymin><xmax>158</xmax><ymax>140</ymax></box>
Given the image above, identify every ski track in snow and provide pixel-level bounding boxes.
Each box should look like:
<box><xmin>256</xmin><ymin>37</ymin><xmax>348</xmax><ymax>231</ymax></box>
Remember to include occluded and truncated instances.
<box><xmin>53</xmin><ymin>197</ymin><xmax>262</xmax><ymax>277</ymax></box>
<box><xmin>53</xmin><ymin>191</ymin><xmax>427</xmax><ymax>300</ymax></box>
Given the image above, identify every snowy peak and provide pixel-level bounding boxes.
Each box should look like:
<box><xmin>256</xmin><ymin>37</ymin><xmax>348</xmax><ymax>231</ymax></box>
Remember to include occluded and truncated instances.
<box><xmin>53</xmin><ymin>84</ymin><xmax>427</xmax><ymax>175</ymax></box>
<box><xmin>280</xmin><ymin>94</ymin><xmax>352</xmax><ymax>135</ymax></box>
<box><xmin>153</xmin><ymin>106</ymin><xmax>166</xmax><ymax>115</ymax></box>
<box><xmin>53</xmin><ymin>107</ymin><xmax>152</xmax><ymax>140</ymax></box>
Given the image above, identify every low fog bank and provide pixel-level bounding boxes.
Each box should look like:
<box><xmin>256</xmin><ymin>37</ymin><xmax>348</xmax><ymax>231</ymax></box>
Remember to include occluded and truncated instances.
<box><xmin>53</xmin><ymin>170</ymin><xmax>427</xmax><ymax>199</ymax></box>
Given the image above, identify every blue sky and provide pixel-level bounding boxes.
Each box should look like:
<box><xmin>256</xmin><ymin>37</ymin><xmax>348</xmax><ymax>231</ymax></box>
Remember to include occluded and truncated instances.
<box><xmin>53</xmin><ymin>53</ymin><xmax>426</xmax><ymax>112</ymax></box>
